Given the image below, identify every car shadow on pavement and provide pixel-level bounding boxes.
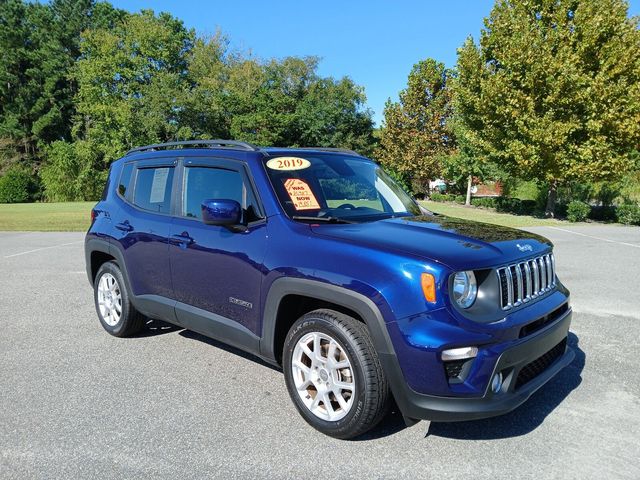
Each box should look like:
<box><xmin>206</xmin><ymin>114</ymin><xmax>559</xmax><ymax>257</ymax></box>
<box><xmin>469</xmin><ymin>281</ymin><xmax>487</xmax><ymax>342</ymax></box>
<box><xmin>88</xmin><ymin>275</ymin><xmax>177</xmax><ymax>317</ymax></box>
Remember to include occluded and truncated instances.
<box><xmin>356</xmin><ymin>403</ymin><xmax>411</xmax><ymax>440</ymax></box>
<box><xmin>178</xmin><ymin>329</ymin><xmax>282</xmax><ymax>372</ymax></box>
<box><xmin>132</xmin><ymin>320</ymin><xmax>584</xmax><ymax>442</ymax></box>
<box><xmin>425</xmin><ymin>332</ymin><xmax>585</xmax><ymax>440</ymax></box>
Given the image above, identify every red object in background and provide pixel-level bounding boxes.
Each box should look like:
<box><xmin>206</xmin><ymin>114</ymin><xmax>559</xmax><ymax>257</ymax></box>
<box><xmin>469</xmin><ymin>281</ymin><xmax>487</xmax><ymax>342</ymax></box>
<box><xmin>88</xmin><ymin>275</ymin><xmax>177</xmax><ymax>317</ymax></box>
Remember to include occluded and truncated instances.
<box><xmin>473</xmin><ymin>179</ymin><xmax>503</xmax><ymax>197</ymax></box>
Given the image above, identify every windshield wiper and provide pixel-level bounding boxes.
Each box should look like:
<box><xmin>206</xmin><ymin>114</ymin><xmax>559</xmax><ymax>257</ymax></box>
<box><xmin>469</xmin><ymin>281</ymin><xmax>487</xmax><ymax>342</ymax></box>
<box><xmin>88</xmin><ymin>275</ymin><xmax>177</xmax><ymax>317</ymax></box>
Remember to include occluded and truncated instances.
<box><xmin>291</xmin><ymin>216</ymin><xmax>354</xmax><ymax>224</ymax></box>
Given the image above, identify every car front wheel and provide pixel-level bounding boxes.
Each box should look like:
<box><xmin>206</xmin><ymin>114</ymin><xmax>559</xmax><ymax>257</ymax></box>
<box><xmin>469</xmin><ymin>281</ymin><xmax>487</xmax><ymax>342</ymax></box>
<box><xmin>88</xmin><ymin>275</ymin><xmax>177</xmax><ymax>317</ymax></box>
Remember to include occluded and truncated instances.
<box><xmin>283</xmin><ymin>309</ymin><xmax>389</xmax><ymax>439</ymax></box>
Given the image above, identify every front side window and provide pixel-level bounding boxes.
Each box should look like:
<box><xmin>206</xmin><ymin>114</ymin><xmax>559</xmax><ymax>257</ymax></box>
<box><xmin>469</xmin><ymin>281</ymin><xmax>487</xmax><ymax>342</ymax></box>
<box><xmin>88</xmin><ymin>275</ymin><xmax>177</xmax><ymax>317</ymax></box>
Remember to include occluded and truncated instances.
<box><xmin>264</xmin><ymin>154</ymin><xmax>420</xmax><ymax>223</ymax></box>
<box><xmin>182</xmin><ymin>167</ymin><xmax>261</xmax><ymax>223</ymax></box>
<box><xmin>133</xmin><ymin>166</ymin><xmax>174</xmax><ymax>214</ymax></box>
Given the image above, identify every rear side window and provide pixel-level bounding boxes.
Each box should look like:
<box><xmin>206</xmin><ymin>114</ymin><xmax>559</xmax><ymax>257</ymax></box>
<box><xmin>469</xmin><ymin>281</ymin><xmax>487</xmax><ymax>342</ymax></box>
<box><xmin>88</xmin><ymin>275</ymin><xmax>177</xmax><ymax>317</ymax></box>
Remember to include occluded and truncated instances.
<box><xmin>118</xmin><ymin>163</ymin><xmax>134</xmax><ymax>198</ymax></box>
<box><xmin>183</xmin><ymin>167</ymin><xmax>261</xmax><ymax>222</ymax></box>
<box><xmin>133</xmin><ymin>167</ymin><xmax>174</xmax><ymax>214</ymax></box>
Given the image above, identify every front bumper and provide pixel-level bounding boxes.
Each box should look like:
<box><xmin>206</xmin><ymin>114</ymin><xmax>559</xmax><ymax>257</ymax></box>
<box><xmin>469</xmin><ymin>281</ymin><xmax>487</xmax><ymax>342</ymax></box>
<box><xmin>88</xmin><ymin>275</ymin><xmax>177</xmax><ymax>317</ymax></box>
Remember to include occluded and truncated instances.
<box><xmin>382</xmin><ymin>307</ymin><xmax>573</xmax><ymax>422</ymax></box>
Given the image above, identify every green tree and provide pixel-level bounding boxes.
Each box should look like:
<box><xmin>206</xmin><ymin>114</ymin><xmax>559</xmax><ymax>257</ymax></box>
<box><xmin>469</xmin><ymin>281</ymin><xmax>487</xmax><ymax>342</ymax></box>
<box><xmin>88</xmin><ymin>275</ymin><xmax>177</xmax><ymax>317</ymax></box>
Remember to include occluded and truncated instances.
<box><xmin>2</xmin><ymin>2</ymin><xmax>375</xmax><ymax>200</ymax></box>
<box><xmin>375</xmin><ymin>59</ymin><xmax>455</xmax><ymax>195</ymax></box>
<box><xmin>296</xmin><ymin>76</ymin><xmax>375</xmax><ymax>156</ymax></box>
<box><xmin>0</xmin><ymin>0</ymin><xmax>63</xmax><ymax>164</ymax></box>
<box><xmin>42</xmin><ymin>9</ymin><xmax>195</xmax><ymax>200</ymax></box>
<box><xmin>182</xmin><ymin>33</ymin><xmax>232</xmax><ymax>139</ymax></box>
<box><xmin>73</xmin><ymin>9</ymin><xmax>195</xmax><ymax>151</ymax></box>
<box><xmin>448</xmin><ymin>37</ymin><xmax>490</xmax><ymax>205</ymax></box>
<box><xmin>189</xmin><ymin>51</ymin><xmax>375</xmax><ymax>153</ymax></box>
<box><xmin>0</xmin><ymin>0</ymin><xmax>124</xmax><ymax>170</ymax></box>
<box><xmin>455</xmin><ymin>0</ymin><xmax>640</xmax><ymax>216</ymax></box>
<box><xmin>441</xmin><ymin>153</ymin><xmax>478</xmax><ymax>205</ymax></box>
<box><xmin>227</xmin><ymin>56</ymin><xmax>313</xmax><ymax>146</ymax></box>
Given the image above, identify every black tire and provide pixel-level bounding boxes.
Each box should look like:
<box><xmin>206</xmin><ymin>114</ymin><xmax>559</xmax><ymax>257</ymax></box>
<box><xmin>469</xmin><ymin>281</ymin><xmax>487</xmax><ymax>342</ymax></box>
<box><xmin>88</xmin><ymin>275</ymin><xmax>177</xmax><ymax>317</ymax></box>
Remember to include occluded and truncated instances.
<box><xmin>93</xmin><ymin>261</ymin><xmax>144</xmax><ymax>337</ymax></box>
<box><xmin>283</xmin><ymin>309</ymin><xmax>390</xmax><ymax>439</ymax></box>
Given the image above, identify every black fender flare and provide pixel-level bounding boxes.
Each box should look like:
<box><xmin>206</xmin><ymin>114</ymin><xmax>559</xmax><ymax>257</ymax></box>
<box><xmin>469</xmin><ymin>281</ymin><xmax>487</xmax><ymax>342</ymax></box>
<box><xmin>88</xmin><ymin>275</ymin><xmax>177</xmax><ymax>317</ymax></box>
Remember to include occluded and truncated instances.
<box><xmin>85</xmin><ymin>238</ymin><xmax>133</xmax><ymax>297</ymax></box>
<box><xmin>259</xmin><ymin>277</ymin><xmax>417</xmax><ymax>417</ymax></box>
<box><xmin>260</xmin><ymin>277</ymin><xmax>396</xmax><ymax>360</ymax></box>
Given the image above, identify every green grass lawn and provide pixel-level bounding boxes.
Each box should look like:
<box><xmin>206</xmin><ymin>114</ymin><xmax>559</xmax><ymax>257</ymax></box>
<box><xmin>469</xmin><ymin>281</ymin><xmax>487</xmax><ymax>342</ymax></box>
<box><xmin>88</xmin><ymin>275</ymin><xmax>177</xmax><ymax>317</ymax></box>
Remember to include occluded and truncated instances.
<box><xmin>0</xmin><ymin>201</ymin><xmax>94</xmax><ymax>231</ymax></box>
<box><xmin>0</xmin><ymin>199</ymin><xmax>585</xmax><ymax>232</ymax></box>
<box><xmin>421</xmin><ymin>201</ymin><xmax>576</xmax><ymax>228</ymax></box>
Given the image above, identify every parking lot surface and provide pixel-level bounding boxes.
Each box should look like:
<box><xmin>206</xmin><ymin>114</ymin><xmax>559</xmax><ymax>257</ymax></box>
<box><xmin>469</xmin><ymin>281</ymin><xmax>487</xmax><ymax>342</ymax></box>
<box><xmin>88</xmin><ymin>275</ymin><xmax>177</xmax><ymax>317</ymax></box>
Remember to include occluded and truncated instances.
<box><xmin>1</xmin><ymin>225</ymin><xmax>639</xmax><ymax>479</ymax></box>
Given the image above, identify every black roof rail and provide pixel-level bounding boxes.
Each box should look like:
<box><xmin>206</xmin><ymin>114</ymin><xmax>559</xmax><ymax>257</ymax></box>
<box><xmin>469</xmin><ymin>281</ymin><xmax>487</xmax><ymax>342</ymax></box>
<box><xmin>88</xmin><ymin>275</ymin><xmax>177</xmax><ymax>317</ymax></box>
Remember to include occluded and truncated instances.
<box><xmin>294</xmin><ymin>147</ymin><xmax>360</xmax><ymax>156</ymax></box>
<box><xmin>125</xmin><ymin>139</ymin><xmax>259</xmax><ymax>155</ymax></box>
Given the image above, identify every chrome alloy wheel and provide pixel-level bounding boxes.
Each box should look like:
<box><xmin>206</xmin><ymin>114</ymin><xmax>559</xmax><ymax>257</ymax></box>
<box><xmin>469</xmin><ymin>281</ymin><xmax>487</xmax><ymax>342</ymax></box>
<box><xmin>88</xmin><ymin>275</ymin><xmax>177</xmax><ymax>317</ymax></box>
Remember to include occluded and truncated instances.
<box><xmin>97</xmin><ymin>273</ymin><xmax>122</xmax><ymax>326</ymax></box>
<box><xmin>291</xmin><ymin>332</ymin><xmax>355</xmax><ymax>421</ymax></box>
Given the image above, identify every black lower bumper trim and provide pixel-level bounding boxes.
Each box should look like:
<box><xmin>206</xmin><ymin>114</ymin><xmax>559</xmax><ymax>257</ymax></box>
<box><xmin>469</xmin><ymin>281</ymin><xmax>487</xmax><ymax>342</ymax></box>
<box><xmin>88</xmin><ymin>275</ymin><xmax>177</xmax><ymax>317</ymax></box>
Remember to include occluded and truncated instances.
<box><xmin>382</xmin><ymin>307</ymin><xmax>574</xmax><ymax>422</ymax></box>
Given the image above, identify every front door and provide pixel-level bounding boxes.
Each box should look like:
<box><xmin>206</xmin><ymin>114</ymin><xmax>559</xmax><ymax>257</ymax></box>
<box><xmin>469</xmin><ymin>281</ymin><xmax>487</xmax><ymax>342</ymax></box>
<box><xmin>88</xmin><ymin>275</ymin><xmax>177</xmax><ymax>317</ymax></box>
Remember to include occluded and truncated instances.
<box><xmin>169</xmin><ymin>158</ymin><xmax>267</xmax><ymax>338</ymax></box>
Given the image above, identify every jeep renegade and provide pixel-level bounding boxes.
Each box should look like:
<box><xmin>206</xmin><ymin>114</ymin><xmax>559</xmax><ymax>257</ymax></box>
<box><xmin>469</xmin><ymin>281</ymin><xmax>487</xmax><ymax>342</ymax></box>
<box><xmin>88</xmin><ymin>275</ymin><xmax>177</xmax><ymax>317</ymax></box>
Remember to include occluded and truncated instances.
<box><xmin>85</xmin><ymin>140</ymin><xmax>574</xmax><ymax>439</ymax></box>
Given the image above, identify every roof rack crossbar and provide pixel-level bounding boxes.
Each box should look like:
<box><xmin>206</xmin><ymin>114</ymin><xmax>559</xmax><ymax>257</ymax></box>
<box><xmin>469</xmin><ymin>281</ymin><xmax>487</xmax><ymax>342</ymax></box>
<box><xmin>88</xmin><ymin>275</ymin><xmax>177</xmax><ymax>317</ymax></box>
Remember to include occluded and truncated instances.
<box><xmin>126</xmin><ymin>139</ymin><xmax>259</xmax><ymax>155</ymax></box>
<box><xmin>295</xmin><ymin>147</ymin><xmax>360</xmax><ymax>156</ymax></box>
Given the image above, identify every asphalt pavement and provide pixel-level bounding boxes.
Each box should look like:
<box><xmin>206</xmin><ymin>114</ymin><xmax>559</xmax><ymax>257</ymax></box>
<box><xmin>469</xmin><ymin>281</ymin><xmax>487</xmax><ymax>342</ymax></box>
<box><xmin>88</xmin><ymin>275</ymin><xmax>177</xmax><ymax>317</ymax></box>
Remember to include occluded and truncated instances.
<box><xmin>1</xmin><ymin>225</ymin><xmax>639</xmax><ymax>479</ymax></box>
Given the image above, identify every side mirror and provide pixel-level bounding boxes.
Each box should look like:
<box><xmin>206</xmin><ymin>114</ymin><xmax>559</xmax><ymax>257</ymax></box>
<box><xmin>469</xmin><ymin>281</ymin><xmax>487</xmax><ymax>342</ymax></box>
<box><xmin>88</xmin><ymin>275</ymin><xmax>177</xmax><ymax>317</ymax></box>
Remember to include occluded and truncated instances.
<box><xmin>201</xmin><ymin>199</ymin><xmax>241</xmax><ymax>226</ymax></box>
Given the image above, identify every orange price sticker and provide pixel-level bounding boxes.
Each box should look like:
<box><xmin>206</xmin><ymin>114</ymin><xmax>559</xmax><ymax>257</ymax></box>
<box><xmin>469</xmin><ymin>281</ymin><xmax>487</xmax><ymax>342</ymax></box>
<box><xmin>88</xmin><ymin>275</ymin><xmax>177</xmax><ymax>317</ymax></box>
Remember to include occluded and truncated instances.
<box><xmin>284</xmin><ymin>178</ymin><xmax>320</xmax><ymax>211</ymax></box>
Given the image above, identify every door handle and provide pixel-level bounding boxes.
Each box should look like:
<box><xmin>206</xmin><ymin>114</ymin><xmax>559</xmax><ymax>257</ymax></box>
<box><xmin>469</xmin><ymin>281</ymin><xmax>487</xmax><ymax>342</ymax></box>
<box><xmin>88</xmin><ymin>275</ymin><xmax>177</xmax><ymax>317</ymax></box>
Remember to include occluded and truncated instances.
<box><xmin>115</xmin><ymin>221</ymin><xmax>133</xmax><ymax>232</ymax></box>
<box><xmin>171</xmin><ymin>232</ymin><xmax>194</xmax><ymax>247</ymax></box>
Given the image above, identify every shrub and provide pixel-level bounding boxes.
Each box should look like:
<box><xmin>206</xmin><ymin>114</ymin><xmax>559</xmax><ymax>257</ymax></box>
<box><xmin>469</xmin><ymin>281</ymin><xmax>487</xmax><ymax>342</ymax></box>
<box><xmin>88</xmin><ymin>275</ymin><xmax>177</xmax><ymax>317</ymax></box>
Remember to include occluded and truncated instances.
<box><xmin>454</xmin><ymin>194</ymin><xmax>465</xmax><ymax>204</ymax></box>
<box><xmin>41</xmin><ymin>140</ymin><xmax>107</xmax><ymax>201</ymax></box>
<box><xmin>589</xmin><ymin>206</ymin><xmax>617</xmax><ymax>222</ymax></box>
<box><xmin>566</xmin><ymin>201</ymin><xmax>591</xmax><ymax>222</ymax></box>
<box><xmin>495</xmin><ymin>196</ymin><xmax>514</xmax><ymax>213</ymax></box>
<box><xmin>430</xmin><ymin>192</ymin><xmax>446</xmax><ymax>202</ymax></box>
<box><xmin>495</xmin><ymin>196</ymin><xmax>522</xmax><ymax>214</ymax></box>
<box><xmin>0</xmin><ymin>168</ymin><xmax>36</xmax><ymax>203</ymax></box>
<box><xmin>471</xmin><ymin>197</ymin><xmax>497</xmax><ymax>209</ymax></box>
<box><xmin>40</xmin><ymin>141</ymin><xmax>81</xmax><ymax>201</ymax></box>
<box><xmin>510</xmin><ymin>180</ymin><xmax>540</xmax><ymax>201</ymax></box>
<box><xmin>554</xmin><ymin>202</ymin><xmax>568</xmax><ymax>218</ymax></box>
<box><xmin>493</xmin><ymin>196</ymin><xmax>539</xmax><ymax>215</ymax></box>
<box><xmin>519</xmin><ymin>199</ymin><xmax>538</xmax><ymax>215</ymax></box>
<box><xmin>616</xmin><ymin>204</ymin><xmax>640</xmax><ymax>225</ymax></box>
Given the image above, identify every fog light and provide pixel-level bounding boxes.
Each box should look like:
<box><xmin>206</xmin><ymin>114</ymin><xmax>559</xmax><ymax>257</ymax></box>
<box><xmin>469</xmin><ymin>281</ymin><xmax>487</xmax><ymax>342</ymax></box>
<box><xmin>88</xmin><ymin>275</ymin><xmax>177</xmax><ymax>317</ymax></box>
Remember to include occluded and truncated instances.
<box><xmin>491</xmin><ymin>372</ymin><xmax>503</xmax><ymax>393</ymax></box>
<box><xmin>441</xmin><ymin>346</ymin><xmax>478</xmax><ymax>362</ymax></box>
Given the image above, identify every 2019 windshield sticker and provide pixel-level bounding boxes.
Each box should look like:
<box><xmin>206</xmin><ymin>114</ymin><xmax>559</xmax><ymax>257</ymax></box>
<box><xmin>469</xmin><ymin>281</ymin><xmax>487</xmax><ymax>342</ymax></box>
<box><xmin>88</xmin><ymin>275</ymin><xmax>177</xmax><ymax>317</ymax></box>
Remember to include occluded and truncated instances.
<box><xmin>266</xmin><ymin>157</ymin><xmax>311</xmax><ymax>171</ymax></box>
<box><xmin>284</xmin><ymin>178</ymin><xmax>320</xmax><ymax>210</ymax></box>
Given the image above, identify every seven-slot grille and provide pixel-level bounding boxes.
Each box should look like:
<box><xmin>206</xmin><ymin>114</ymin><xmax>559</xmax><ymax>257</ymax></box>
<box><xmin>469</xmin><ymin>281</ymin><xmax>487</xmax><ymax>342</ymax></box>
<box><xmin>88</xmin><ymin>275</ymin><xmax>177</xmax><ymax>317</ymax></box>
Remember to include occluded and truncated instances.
<box><xmin>496</xmin><ymin>253</ymin><xmax>556</xmax><ymax>310</ymax></box>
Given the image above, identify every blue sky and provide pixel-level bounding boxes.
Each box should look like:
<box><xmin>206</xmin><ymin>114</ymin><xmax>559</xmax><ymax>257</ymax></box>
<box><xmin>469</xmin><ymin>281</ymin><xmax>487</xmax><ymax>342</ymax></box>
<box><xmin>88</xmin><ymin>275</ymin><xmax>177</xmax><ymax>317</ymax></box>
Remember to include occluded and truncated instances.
<box><xmin>111</xmin><ymin>0</ymin><xmax>640</xmax><ymax>127</ymax></box>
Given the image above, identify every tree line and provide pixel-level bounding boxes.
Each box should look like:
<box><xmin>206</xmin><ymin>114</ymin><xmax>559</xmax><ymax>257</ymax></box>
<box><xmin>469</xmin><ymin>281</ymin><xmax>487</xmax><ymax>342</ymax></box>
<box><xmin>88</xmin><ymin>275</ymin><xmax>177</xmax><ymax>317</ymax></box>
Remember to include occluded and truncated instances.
<box><xmin>377</xmin><ymin>0</ymin><xmax>640</xmax><ymax>216</ymax></box>
<box><xmin>0</xmin><ymin>0</ymin><xmax>374</xmax><ymax>201</ymax></box>
<box><xmin>1</xmin><ymin>0</ymin><xmax>639</xmax><ymax>220</ymax></box>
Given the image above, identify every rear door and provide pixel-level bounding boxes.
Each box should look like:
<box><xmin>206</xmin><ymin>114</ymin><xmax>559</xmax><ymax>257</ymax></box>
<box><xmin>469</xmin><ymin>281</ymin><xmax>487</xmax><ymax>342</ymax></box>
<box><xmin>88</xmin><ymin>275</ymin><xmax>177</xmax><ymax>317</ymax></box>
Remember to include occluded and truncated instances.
<box><xmin>114</xmin><ymin>158</ymin><xmax>177</xmax><ymax>311</ymax></box>
<box><xmin>169</xmin><ymin>157</ymin><xmax>268</xmax><ymax>337</ymax></box>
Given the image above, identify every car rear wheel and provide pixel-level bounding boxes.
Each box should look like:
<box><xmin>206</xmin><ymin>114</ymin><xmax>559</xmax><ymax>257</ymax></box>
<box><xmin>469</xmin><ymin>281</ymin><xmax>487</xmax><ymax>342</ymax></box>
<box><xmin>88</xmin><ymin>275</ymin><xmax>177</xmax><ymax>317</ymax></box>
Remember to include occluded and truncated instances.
<box><xmin>94</xmin><ymin>261</ymin><xmax>144</xmax><ymax>337</ymax></box>
<box><xmin>283</xmin><ymin>309</ymin><xmax>389</xmax><ymax>439</ymax></box>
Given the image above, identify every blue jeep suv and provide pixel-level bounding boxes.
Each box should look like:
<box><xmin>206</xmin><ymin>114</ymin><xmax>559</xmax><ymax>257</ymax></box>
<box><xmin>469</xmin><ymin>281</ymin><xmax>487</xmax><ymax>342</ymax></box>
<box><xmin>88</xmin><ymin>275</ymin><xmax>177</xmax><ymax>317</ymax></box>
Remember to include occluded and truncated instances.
<box><xmin>85</xmin><ymin>139</ymin><xmax>574</xmax><ymax>439</ymax></box>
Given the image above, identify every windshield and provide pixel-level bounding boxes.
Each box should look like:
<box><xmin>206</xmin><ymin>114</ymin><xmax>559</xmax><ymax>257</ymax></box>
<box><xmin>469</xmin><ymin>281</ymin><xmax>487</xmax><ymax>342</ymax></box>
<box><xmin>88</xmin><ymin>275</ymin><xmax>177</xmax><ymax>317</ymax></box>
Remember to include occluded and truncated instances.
<box><xmin>263</xmin><ymin>154</ymin><xmax>421</xmax><ymax>223</ymax></box>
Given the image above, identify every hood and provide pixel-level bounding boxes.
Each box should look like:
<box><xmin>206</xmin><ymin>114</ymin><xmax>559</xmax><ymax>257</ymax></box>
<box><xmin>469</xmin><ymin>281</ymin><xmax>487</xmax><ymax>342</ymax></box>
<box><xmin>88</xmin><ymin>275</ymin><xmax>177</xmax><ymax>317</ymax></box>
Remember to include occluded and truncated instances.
<box><xmin>310</xmin><ymin>214</ymin><xmax>552</xmax><ymax>271</ymax></box>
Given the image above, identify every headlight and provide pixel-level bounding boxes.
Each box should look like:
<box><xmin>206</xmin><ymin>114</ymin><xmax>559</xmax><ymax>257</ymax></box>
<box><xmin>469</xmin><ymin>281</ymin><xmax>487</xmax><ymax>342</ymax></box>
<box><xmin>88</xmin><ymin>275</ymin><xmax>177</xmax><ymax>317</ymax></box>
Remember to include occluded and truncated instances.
<box><xmin>452</xmin><ymin>271</ymin><xmax>477</xmax><ymax>308</ymax></box>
